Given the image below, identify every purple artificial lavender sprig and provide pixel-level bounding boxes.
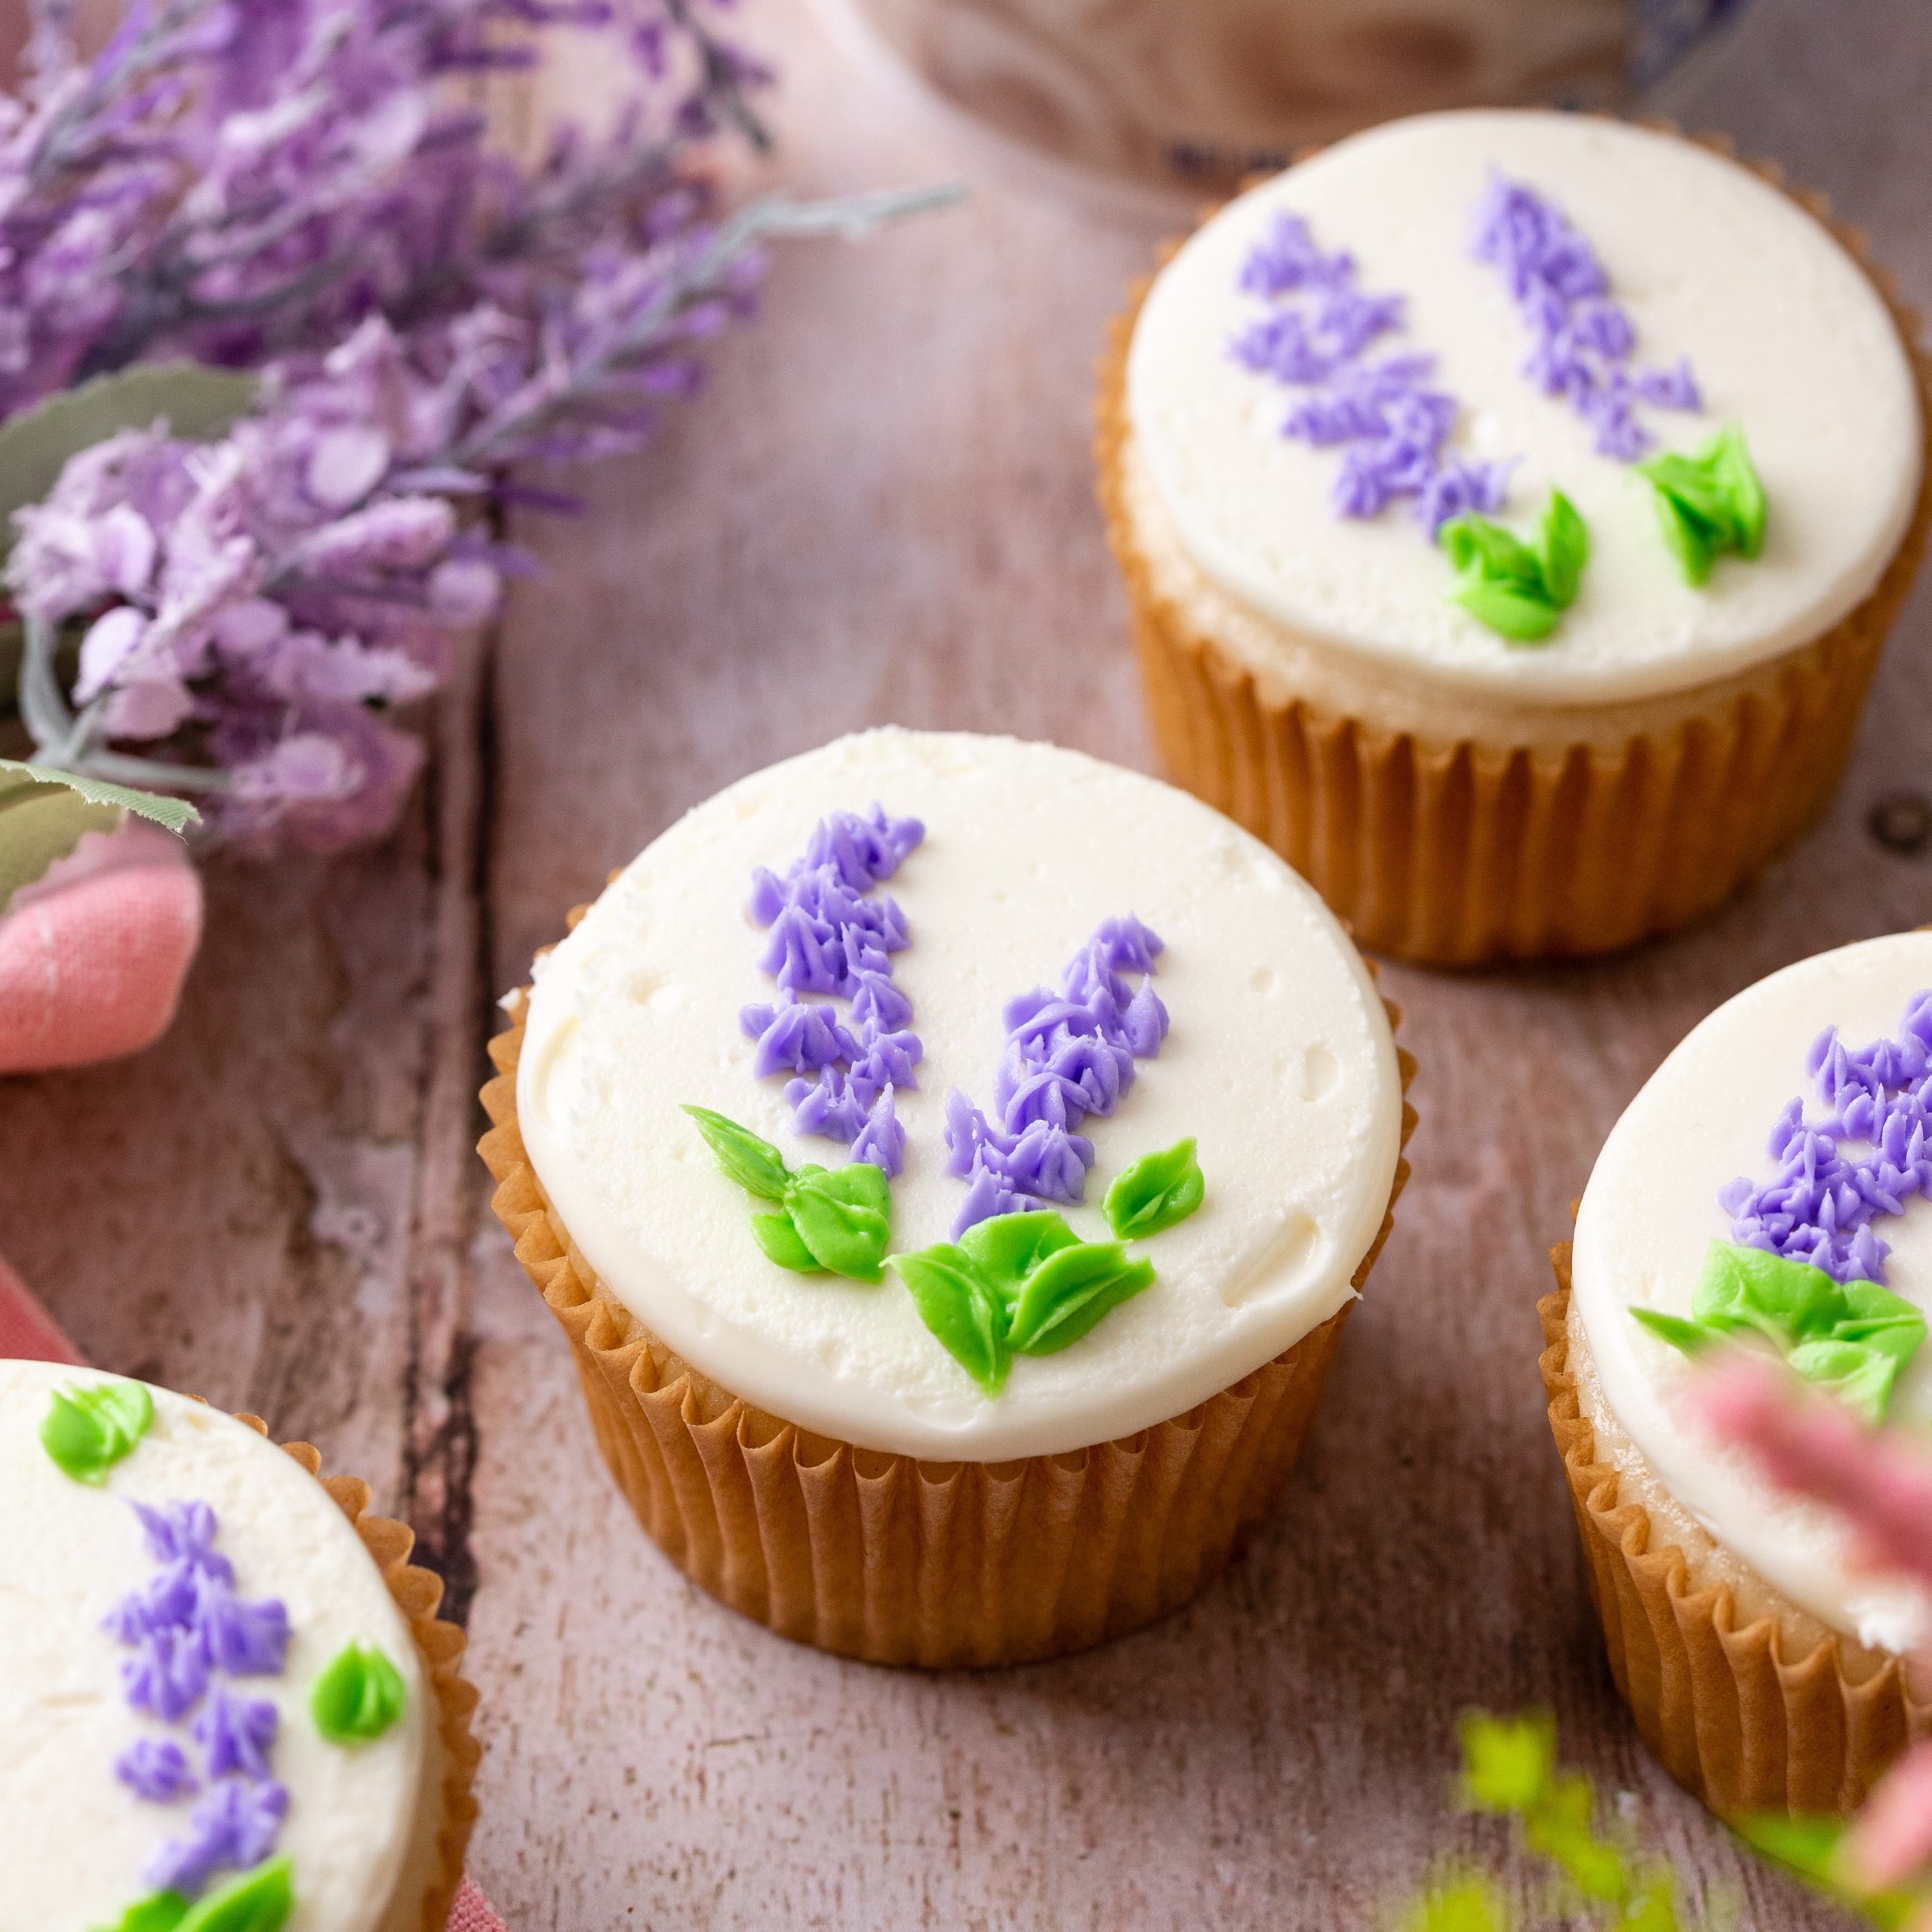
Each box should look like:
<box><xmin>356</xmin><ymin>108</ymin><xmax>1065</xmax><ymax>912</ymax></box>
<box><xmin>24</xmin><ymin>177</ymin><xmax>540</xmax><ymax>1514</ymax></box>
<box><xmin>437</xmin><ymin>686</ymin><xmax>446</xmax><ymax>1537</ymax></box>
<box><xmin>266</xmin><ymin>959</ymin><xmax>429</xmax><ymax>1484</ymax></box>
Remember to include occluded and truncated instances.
<box><xmin>945</xmin><ymin>917</ymin><xmax>1169</xmax><ymax>1238</ymax></box>
<box><xmin>116</xmin><ymin>1737</ymin><xmax>199</xmax><ymax>1804</ymax></box>
<box><xmin>740</xmin><ymin>804</ymin><xmax>926</xmax><ymax>1177</ymax></box>
<box><xmin>1721</xmin><ymin>992</ymin><xmax>1932</xmax><ymax>1284</ymax></box>
<box><xmin>1229</xmin><ymin>209</ymin><xmax>1514</xmax><ymax>534</ymax></box>
<box><xmin>1</xmin><ymin>0</ymin><xmax>955</xmax><ymax>852</ymax></box>
<box><xmin>1470</xmin><ymin>174</ymin><xmax>1700</xmax><ymax>460</ymax></box>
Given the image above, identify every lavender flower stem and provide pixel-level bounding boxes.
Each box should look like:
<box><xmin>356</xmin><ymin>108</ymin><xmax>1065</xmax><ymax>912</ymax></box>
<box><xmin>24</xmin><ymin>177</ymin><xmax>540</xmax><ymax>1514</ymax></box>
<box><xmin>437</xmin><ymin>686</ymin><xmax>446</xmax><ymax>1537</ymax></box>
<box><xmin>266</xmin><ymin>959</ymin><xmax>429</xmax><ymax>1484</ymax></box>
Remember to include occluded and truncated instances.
<box><xmin>450</xmin><ymin>183</ymin><xmax>964</xmax><ymax>469</ymax></box>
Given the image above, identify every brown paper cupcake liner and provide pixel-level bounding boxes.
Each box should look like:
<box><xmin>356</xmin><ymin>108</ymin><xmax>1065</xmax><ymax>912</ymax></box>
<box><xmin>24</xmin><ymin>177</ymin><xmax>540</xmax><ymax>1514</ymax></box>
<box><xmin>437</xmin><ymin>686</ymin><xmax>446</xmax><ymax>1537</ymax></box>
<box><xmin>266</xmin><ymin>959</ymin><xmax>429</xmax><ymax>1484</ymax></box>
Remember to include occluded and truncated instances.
<box><xmin>1096</xmin><ymin>131</ymin><xmax>1932</xmax><ymax>967</ymax></box>
<box><xmin>235</xmin><ymin>1414</ymin><xmax>480</xmax><ymax>1928</ymax></box>
<box><xmin>479</xmin><ymin>916</ymin><xmax>1416</xmax><ymax>1668</ymax></box>
<box><xmin>1540</xmin><ymin>1245</ymin><xmax>1932</xmax><ymax>1817</ymax></box>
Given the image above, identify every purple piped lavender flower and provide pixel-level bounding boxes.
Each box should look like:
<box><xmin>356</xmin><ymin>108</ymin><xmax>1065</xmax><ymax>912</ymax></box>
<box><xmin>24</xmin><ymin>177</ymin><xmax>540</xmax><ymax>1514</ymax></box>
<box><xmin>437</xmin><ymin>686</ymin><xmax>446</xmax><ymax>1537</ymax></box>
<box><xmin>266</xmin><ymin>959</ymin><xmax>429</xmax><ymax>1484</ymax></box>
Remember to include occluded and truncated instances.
<box><xmin>946</xmin><ymin>917</ymin><xmax>1170</xmax><ymax>1238</ymax></box>
<box><xmin>193</xmin><ymin>1688</ymin><xmax>280</xmax><ymax>1782</ymax></box>
<box><xmin>122</xmin><ymin>1627</ymin><xmax>214</xmax><ymax>1724</ymax></box>
<box><xmin>741</xmin><ymin>805</ymin><xmax>925</xmax><ymax>1177</ymax></box>
<box><xmin>1229</xmin><ymin>208</ymin><xmax>1513</xmax><ymax>534</ymax></box>
<box><xmin>116</xmin><ymin>1738</ymin><xmax>198</xmax><ymax>1804</ymax></box>
<box><xmin>1471</xmin><ymin>174</ymin><xmax>1701</xmax><ymax>460</ymax></box>
<box><xmin>1721</xmin><ymin>992</ymin><xmax>1932</xmax><ymax>1284</ymax></box>
<box><xmin>145</xmin><ymin>1776</ymin><xmax>291</xmax><ymax>1898</ymax></box>
<box><xmin>106</xmin><ymin>1495</ymin><xmax>293</xmax><ymax>1897</ymax></box>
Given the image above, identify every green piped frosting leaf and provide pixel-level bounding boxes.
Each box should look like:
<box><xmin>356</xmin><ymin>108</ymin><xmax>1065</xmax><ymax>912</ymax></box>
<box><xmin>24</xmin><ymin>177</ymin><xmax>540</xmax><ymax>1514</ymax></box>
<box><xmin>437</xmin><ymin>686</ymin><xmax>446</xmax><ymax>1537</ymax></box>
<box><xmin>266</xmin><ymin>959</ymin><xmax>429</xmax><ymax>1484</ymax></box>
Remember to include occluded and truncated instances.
<box><xmin>889</xmin><ymin>1244</ymin><xmax>1011</xmax><ymax>1397</ymax></box>
<box><xmin>1629</xmin><ymin>1238</ymin><xmax>1926</xmax><ymax>1421</ymax></box>
<box><xmin>1439</xmin><ymin>491</ymin><xmax>1589</xmax><ymax>645</ymax></box>
<box><xmin>94</xmin><ymin>1894</ymin><xmax>191</xmax><ymax>1932</ymax></box>
<box><xmin>1103</xmin><ymin>1138</ymin><xmax>1205</xmax><ymax>1241</ymax></box>
<box><xmin>684</xmin><ymin>1104</ymin><xmax>892</xmax><ymax>1280</ymax></box>
<box><xmin>784</xmin><ymin>1162</ymin><xmax>891</xmax><ymax>1282</ymax></box>
<box><xmin>958</xmin><ymin>1208</ymin><xmax>1081</xmax><ymax>1304</ymax></box>
<box><xmin>177</xmin><ymin>1857</ymin><xmax>294</xmax><ymax>1932</ymax></box>
<box><xmin>310</xmin><ymin>1641</ymin><xmax>408</xmax><ymax>1745</ymax></box>
<box><xmin>749</xmin><ymin>1209</ymin><xmax>824</xmax><ymax>1272</ymax></box>
<box><xmin>1638</xmin><ymin>423</ymin><xmax>1766</xmax><ymax>586</ymax></box>
<box><xmin>41</xmin><ymin>1377</ymin><xmax>154</xmax><ymax>1484</ymax></box>
<box><xmin>1006</xmin><ymin>1241</ymin><xmax>1155</xmax><ymax>1356</ymax></box>
<box><xmin>682</xmin><ymin>1105</ymin><xmax>789</xmax><ymax>1201</ymax></box>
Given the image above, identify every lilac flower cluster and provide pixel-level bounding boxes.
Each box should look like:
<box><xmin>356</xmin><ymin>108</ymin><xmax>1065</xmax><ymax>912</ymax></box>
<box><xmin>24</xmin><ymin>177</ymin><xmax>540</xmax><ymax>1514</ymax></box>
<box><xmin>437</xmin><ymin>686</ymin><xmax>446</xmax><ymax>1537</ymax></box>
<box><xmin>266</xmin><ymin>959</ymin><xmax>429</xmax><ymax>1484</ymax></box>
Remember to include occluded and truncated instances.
<box><xmin>1721</xmin><ymin>992</ymin><xmax>1932</xmax><ymax>1285</ymax></box>
<box><xmin>105</xmin><ymin>1499</ymin><xmax>291</xmax><ymax>1897</ymax></box>
<box><xmin>0</xmin><ymin>0</ymin><xmax>781</xmax><ymax>849</ymax></box>
<box><xmin>740</xmin><ymin>805</ymin><xmax>926</xmax><ymax>1178</ymax></box>
<box><xmin>943</xmin><ymin>917</ymin><xmax>1169</xmax><ymax>1238</ymax></box>
<box><xmin>1229</xmin><ymin>210</ymin><xmax>1512</xmax><ymax>534</ymax></box>
<box><xmin>1471</xmin><ymin>175</ymin><xmax>1701</xmax><ymax>462</ymax></box>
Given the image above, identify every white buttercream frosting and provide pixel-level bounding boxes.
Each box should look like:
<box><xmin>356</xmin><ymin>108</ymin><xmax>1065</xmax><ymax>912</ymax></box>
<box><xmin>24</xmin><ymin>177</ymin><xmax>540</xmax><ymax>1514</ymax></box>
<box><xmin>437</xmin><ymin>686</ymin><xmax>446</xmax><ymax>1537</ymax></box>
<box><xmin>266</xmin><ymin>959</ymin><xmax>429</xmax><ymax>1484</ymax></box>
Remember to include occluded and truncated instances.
<box><xmin>0</xmin><ymin>1359</ymin><xmax>432</xmax><ymax>1932</ymax></box>
<box><xmin>515</xmin><ymin>728</ymin><xmax>1404</xmax><ymax>1460</ymax></box>
<box><xmin>1572</xmin><ymin>932</ymin><xmax>1932</xmax><ymax>1653</ymax></box>
<box><xmin>1125</xmin><ymin>109</ymin><xmax>1922</xmax><ymax>706</ymax></box>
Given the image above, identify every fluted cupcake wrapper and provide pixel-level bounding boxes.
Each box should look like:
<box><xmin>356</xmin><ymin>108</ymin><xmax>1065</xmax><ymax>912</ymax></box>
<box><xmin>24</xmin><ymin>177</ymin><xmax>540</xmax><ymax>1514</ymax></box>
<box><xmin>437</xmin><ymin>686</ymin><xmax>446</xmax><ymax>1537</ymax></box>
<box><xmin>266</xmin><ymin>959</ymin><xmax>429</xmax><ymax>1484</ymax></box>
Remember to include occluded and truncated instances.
<box><xmin>1096</xmin><ymin>132</ymin><xmax>1932</xmax><ymax>967</ymax></box>
<box><xmin>235</xmin><ymin>1415</ymin><xmax>481</xmax><ymax>1927</ymax></box>
<box><xmin>1540</xmin><ymin>1246</ymin><xmax>1932</xmax><ymax>1817</ymax></box>
<box><xmin>479</xmin><ymin>921</ymin><xmax>1417</xmax><ymax>1669</ymax></box>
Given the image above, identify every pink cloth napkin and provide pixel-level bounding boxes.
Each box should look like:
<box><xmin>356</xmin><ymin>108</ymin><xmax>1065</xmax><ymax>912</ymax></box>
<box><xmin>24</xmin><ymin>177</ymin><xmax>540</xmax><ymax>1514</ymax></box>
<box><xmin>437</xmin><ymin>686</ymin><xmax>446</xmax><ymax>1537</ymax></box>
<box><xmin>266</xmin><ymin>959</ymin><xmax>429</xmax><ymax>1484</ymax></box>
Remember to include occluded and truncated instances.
<box><xmin>0</xmin><ymin>1251</ymin><xmax>506</xmax><ymax>1930</ymax></box>
<box><xmin>0</xmin><ymin>821</ymin><xmax>204</xmax><ymax>1074</ymax></box>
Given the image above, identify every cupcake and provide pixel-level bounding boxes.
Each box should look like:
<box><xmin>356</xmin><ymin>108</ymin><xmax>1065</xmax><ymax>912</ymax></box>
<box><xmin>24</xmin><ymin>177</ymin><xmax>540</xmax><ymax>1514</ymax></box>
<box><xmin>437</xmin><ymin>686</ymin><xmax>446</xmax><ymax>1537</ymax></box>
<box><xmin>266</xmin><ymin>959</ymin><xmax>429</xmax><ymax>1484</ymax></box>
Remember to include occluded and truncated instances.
<box><xmin>1</xmin><ymin>1358</ymin><xmax>478</xmax><ymax>1930</ymax></box>
<box><xmin>1099</xmin><ymin>110</ymin><xmax>1930</xmax><ymax>965</ymax></box>
<box><xmin>481</xmin><ymin>727</ymin><xmax>1415</xmax><ymax>1666</ymax></box>
<box><xmin>1546</xmin><ymin>931</ymin><xmax>1932</xmax><ymax>1816</ymax></box>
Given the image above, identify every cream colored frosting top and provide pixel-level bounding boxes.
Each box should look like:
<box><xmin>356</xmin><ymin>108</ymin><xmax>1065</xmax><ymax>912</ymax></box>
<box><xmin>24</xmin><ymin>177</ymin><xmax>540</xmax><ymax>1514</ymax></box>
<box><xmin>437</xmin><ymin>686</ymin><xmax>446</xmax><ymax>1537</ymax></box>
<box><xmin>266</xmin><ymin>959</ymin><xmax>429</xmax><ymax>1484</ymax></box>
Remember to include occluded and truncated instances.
<box><xmin>0</xmin><ymin>1359</ymin><xmax>430</xmax><ymax>1932</ymax></box>
<box><xmin>515</xmin><ymin>728</ymin><xmax>1404</xmax><ymax>1460</ymax></box>
<box><xmin>1572</xmin><ymin>933</ymin><xmax>1932</xmax><ymax>1653</ymax></box>
<box><xmin>1126</xmin><ymin>109</ymin><xmax>1921</xmax><ymax>706</ymax></box>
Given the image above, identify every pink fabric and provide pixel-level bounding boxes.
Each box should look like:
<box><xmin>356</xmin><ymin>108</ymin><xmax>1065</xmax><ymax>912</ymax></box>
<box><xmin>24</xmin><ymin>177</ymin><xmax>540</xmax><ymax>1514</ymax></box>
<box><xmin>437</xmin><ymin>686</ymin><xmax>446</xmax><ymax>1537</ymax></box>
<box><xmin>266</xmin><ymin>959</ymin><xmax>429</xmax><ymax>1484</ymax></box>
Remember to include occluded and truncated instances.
<box><xmin>0</xmin><ymin>1260</ymin><xmax>506</xmax><ymax>1930</ymax></box>
<box><xmin>0</xmin><ymin>821</ymin><xmax>204</xmax><ymax>1074</ymax></box>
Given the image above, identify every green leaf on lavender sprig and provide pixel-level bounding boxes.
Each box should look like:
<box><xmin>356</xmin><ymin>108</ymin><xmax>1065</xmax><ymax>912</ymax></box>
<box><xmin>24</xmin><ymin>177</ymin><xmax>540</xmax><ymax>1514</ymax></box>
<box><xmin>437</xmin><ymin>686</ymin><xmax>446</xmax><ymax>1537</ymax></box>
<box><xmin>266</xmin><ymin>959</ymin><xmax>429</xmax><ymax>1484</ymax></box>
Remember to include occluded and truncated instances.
<box><xmin>1638</xmin><ymin>423</ymin><xmax>1767</xmax><ymax>586</ymax></box>
<box><xmin>1004</xmin><ymin>1241</ymin><xmax>1155</xmax><ymax>1356</ymax></box>
<box><xmin>94</xmin><ymin>1891</ymin><xmax>192</xmax><ymax>1932</ymax></box>
<box><xmin>0</xmin><ymin>361</ymin><xmax>257</xmax><ymax>560</ymax></box>
<box><xmin>1103</xmin><ymin>1137</ymin><xmax>1205</xmax><ymax>1241</ymax></box>
<box><xmin>783</xmin><ymin>1161</ymin><xmax>891</xmax><ymax>1282</ymax></box>
<box><xmin>889</xmin><ymin>1244</ymin><xmax>1011</xmax><ymax>1397</ymax></box>
<box><xmin>0</xmin><ymin>758</ymin><xmax>200</xmax><ymax>916</ymax></box>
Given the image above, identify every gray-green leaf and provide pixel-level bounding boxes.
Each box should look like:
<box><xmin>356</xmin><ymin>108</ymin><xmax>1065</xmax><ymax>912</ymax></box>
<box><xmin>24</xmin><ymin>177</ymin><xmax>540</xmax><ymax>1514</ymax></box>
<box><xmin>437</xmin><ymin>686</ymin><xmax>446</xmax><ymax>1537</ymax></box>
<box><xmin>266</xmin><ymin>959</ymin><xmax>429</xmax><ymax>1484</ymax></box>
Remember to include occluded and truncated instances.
<box><xmin>889</xmin><ymin>1244</ymin><xmax>1010</xmax><ymax>1396</ymax></box>
<box><xmin>682</xmin><ymin>1105</ymin><xmax>790</xmax><ymax>1201</ymax></box>
<box><xmin>0</xmin><ymin>762</ymin><xmax>120</xmax><ymax>915</ymax></box>
<box><xmin>1006</xmin><ymin>1241</ymin><xmax>1155</xmax><ymax>1355</ymax></box>
<box><xmin>0</xmin><ymin>361</ymin><xmax>257</xmax><ymax>562</ymax></box>
<box><xmin>1103</xmin><ymin>1138</ymin><xmax>1205</xmax><ymax>1241</ymax></box>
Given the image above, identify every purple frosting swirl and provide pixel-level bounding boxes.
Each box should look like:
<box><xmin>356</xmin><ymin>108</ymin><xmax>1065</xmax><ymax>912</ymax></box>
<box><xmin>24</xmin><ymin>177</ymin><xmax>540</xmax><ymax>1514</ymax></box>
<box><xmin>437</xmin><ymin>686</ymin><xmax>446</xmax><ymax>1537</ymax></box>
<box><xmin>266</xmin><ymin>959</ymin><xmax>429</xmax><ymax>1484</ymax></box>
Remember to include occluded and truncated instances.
<box><xmin>1229</xmin><ymin>209</ymin><xmax>1514</xmax><ymax>533</ymax></box>
<box><xmin>1470</xmin><ymin>174</ymin><xmax>1700</xmax><ymax>460</ymax></box>
<box><xmin>102</xmin><ymin>1497</ymin><xmax>292</xmax><ymax>1898</ymax></box>
<box><xmin>944</xmin><ymin>918</ymin><xmax>1170</xmax><ymax>1238</ymax></box>
<box><xmin>1721</xmin><ymin>992</ymin><xmax>1932</xmax><ymax>1284</ymax></box>
<box><xmin>740</xmin><ymin>804</ymin><xmax>925</xmax><ymax>1177</ymax></box>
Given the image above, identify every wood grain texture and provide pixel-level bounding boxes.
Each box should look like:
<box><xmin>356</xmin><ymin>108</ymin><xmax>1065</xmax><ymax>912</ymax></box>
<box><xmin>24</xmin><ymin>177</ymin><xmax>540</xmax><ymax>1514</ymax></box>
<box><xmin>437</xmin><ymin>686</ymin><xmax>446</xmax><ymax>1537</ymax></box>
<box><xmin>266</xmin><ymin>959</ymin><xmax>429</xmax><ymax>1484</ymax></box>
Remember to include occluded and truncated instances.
<box><xmin>5</xmin><ymin>0</ymin><xmax>1932</xmax><ymax>1925</ymax></box>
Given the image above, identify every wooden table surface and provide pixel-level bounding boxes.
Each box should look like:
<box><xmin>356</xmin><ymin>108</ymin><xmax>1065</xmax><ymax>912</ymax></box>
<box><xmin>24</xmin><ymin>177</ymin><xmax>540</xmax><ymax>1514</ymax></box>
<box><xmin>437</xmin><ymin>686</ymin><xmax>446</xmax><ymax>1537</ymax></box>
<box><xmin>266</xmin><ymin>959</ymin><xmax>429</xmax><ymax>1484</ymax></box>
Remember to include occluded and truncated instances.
<box><xmin>8</xmin><ymin>2</ymin><xmax>1932</xmax><ymax>1925</ymax></box>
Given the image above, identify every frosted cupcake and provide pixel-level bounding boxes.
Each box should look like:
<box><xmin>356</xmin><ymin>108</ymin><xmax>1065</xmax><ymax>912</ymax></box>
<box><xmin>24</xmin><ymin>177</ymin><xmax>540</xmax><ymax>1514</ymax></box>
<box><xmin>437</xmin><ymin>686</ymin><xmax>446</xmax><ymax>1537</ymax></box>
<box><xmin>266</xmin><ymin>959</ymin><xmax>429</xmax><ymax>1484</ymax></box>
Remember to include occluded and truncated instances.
<box><xmin>481</xmin><ymin>728</ymin><xmax>1414</xmax><ymax>1666</ymax></box>
<box><xmin>1546</xmin><ymin>931</ymin><xmax>1932</xmax><ymax>1815</ymax></box>
<box><xmin>1100</xmin><ymin>110</ymin><xmax>1930</xmax><ymax>964</ymax></box>
<box><xmin>2</xmin><ymin>1358</ymin><xmax>478</xmax><ymax>1931</ymax></box>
